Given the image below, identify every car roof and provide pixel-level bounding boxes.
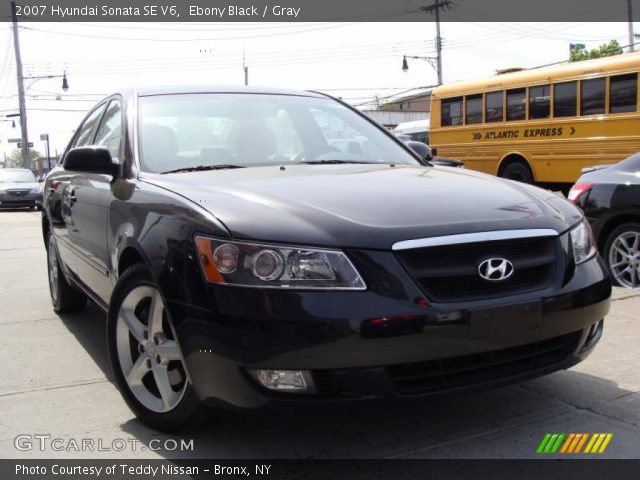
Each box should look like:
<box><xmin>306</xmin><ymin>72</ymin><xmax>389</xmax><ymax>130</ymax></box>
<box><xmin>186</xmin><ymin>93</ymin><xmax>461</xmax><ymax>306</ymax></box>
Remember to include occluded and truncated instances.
<box><xmin>111</xmin><ymin>85</ymin><xmax>329</xmax><ymax>99</ymax></box>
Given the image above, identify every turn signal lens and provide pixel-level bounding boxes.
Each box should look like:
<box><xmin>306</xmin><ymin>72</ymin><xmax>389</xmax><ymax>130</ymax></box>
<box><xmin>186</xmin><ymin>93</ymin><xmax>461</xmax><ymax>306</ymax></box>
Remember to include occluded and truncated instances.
<box><xmin>195</xmin><ymin>237</ymin><xmax>225</xmax><ymax>283</ymax></box>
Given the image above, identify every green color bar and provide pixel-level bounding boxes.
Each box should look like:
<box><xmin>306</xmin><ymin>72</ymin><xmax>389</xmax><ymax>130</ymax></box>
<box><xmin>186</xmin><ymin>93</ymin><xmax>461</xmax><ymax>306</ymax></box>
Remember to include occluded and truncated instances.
<box><xmin>544</xmin><ymin>434</ymin><xmax>559</xmax><ymax>453</ymax></box>
<box><xmin>537</xmin><ymin>433</ymin><xmax>552</xmax><ymax>453</ymax></box>
<box><xmin>550</xmin><ymin>433</ymin><xmax>565</xmax><ymax>453</ymax></box>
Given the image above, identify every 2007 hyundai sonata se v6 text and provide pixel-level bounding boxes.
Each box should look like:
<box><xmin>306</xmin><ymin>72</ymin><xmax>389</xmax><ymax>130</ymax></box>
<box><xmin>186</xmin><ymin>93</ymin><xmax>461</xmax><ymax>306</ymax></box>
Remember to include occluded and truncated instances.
<box><xmin>42</xmin><ymin>86</ymin><xmax>611</xmax><ymax>432</ymax></box>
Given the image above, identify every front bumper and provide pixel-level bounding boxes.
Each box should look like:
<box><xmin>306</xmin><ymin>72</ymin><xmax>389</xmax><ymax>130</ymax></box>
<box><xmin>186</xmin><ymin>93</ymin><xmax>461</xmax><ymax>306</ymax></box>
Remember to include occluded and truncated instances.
<box><xmin>0</xmin><ymin>191</ymin><xmax>42</xmax><ymax>208</ymax></box>
<box><xmin>166</xmin><ymin>251</ymin><xmax>611</xmax><ymax>410</ymax></box>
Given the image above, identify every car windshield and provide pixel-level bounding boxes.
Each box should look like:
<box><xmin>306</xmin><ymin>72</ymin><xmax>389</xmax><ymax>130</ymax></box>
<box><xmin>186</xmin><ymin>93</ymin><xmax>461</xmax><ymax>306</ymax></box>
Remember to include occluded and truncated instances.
<box><xmin>0</xmin><ymin>170</ymin><xmax>36</xmax><ymax>183</ymax></box>
<box><xmin>137</xmin><ymin>93</ymin><xmax>420</xmax><ymax>173</ymax></box>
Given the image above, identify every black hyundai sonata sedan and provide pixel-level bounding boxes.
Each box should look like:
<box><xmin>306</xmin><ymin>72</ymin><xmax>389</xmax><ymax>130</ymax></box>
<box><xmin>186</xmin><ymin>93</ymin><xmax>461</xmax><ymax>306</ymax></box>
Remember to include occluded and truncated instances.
<box><xmin>43</xmin><ymin>86</ymin><xmax>611</xmax><ymax>432</ymax></box>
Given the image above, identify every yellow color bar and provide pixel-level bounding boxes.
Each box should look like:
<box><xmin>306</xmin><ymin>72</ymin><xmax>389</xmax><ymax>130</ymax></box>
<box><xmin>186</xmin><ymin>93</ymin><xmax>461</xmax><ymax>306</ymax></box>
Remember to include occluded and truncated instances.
<box><xmin>584</xmin><ymin>433</ymin><xmax>599</xmax><ymax>453</ymax></box>
<box><xmin>597</xmin><ymin>434</ymin><xmax>613</xmax><ymax>454</ymax></box>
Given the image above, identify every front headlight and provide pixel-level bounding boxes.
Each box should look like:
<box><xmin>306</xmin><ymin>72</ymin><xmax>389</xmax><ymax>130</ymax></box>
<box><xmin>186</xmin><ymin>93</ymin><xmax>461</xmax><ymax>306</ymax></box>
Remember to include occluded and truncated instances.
<box><xmin>569</xmin><ymin>218</ymin><xmax>596</xmax><ymax>265</ymax></box>
<box><xmin>195</xmin><ymin>236</ymin><xmax>366</xmax><ymax>290</ymax></box>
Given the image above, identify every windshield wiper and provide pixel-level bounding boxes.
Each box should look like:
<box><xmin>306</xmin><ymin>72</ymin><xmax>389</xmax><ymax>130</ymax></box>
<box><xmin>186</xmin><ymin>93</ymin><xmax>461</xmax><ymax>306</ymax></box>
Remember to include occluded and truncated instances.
<box><xmin>160</xmin><ymin>164</ymin><xmax>245</xmax><ymax>174</ymax></box>
<box><xmin>296</xmin><ymin>160</ymin><xmax>378</xmax><ymax>165</ymax></box>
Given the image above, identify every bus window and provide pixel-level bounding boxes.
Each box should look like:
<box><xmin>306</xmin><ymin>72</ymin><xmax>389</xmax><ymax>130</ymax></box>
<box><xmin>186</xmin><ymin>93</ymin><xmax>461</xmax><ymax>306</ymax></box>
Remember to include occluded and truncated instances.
<box><xmin>465</xmin><ymin>94</ymin><xmax>482</xmax><ymax>124</ymax></box>
<box><xmin>581</xmin><ymin>77</ymin><xmax>606</xmax><ymax>115</ymax></box>
<box><xmin>506</xmin><ymin>88</ymin><xmax>526</xmax><ymax>121</ymax></box>
<box><xmin>553</xmin><ymin>81</ymin><xmax>577</xmax><ymax>117</ymax></box>
<box><xmin>529</xmin><ymin>85</ymin><xmax>550</xmax><ymax>119</ymax></box>
<box><xmin>610</xmin><ymin>73</ymin><xmax>637</xmax><ymax>113</ymax></box>
<box><xmin>485</xmin><ymin>91</ymin><xmax>503</xmax><ymax>123</ymax></box>
<box><xmin>441</xmin><ymin>97</ymin><xmax>463</xmax><ymax>126</ymax></box>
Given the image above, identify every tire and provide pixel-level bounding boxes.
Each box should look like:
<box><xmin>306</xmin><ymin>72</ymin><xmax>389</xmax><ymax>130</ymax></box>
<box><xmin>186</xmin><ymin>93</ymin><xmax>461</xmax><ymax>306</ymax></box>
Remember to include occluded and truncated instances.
<box><xmin>47</xmin><ymin>232</ymin><xmax>87</xmax><ymax>313</ymax></box>
<box><xmin>603</xmin><ymin>222</ymin><xmax>640</xmax><ymax>288</ymax></box>
<box><xmin>501</xmin><ymin>161</ymin><xmax>534</xmax><ymax>184</ymax></box>
<box><xmin>107</xmin><ymin>264</ymin><xmax>205</xmax><ymax>432</ymax></box>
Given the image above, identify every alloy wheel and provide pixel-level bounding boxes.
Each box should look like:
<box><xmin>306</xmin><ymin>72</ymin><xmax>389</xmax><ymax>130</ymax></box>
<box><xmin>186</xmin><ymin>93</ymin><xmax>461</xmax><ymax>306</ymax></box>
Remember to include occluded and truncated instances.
<box><xmin>48</xmin><ymin>235</ymin><xmax>59</xmax><ymax>304</ymax></box>
<box><xmin>609</xmin><ymin>231</ymin><xmax>640</xmax><ymax>288</ymax></box>
<box><xmin>115</xmin><ymin>286</ymin><xmax>187</xmax><ymax>412</ymax></box>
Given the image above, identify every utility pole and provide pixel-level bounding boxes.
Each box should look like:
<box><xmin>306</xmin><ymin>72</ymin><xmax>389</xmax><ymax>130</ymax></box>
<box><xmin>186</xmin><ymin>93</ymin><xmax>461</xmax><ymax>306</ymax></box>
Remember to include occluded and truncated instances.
<box><xmin>628</xmin><ymin>0</ymin><xmax>635</xmax><ymax>52</ymax></box>
<box><xmin>419</xmin><ymin>0</ymin><xmax>452</xmax><ymax>85</ymax></box>
<box><xmin>10</xmin><ymin>1</ymin><xmax>30</xmax><ymax>170</ymax></box>
<box><xmin>434</xmin><ymin>0</ymin><xmax>443</xmax><ymax>86</ymax></box>
<box><xmin>243</xmin><ymin>50</ymin><xmax>249</xmax><ymax>86</ymax></box>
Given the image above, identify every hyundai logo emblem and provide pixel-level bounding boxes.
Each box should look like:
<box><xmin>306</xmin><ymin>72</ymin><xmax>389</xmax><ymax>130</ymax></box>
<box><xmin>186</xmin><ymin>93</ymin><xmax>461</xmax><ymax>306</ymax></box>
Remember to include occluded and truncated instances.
<box><xmin>478</xmin><ymin>258</ymin><xmax>514</xmax><ymax>281</ymax></box>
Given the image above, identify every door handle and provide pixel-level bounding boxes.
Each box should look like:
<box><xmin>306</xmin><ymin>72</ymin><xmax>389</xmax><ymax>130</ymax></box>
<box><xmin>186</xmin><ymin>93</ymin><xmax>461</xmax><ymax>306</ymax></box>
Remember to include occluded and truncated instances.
<box><xmin>67</xmin><ymin>188</ymin><xmax>77</xmax><ymax>204</ymax></box>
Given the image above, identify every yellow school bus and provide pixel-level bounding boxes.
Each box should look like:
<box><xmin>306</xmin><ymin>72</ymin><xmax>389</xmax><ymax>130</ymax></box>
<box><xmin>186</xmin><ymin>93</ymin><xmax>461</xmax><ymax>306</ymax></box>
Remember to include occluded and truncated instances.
<box><xmin>429</xmin><ymin>52</ymin><xmax>640</xmax><ymax>183</ymax></box>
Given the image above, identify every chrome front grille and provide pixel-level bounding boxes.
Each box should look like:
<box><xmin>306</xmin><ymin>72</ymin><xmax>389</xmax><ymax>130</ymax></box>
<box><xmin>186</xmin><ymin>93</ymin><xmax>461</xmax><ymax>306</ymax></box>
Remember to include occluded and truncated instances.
<box><xmin>395</xmin><ymin>233</ymin><xmax>558</xmax><ymax>303</ymax></box>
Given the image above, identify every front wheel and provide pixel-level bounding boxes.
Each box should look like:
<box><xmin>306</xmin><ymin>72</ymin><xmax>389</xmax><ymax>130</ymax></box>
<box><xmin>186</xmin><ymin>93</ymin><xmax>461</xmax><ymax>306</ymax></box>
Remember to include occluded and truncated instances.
<box><xmin>47</xmin><ymin>232</ymin><xmax>87</xmax><ymax>313</ymax></box>
<box><xmin>107</xmin><ymin>265</ymin><xmax>205</xmax><ymax>432</ymax></box>
<box><xmin>604</xmin><ymin>222</ymin><xmax>640</xmax><ymax>288</ymax></box>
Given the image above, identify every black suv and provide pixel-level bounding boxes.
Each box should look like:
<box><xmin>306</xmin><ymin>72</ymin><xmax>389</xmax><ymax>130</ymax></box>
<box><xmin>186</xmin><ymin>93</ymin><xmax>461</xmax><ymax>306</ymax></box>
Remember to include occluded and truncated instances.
<box><xmin>43</xmin><ymin>86</ymin><xmax>611</xmax><ymax>432</ymax></box>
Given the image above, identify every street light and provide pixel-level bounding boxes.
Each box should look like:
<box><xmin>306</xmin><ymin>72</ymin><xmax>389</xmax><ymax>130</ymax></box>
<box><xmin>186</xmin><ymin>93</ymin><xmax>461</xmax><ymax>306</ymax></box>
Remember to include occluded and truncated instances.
<box><xmin>24</xmin><ymin>71</ymin><xmax>69</xmax><ymax>92</ymax></box>
<box><xmin>402</xmin><ymin>54</ymin><xmax>439</xmax><ymax>81</ymax></box>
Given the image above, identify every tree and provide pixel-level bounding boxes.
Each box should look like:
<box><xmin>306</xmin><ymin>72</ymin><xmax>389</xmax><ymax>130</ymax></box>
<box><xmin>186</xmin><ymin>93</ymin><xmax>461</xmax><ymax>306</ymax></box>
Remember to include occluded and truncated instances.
<box><xmin>5</xmin><ymin>148</ymin><xmax>41</xmax><ymax>169</ymax></box>
<box><xmin>569</xmin><ymin>40</ymin><xmax>623</xmax><ymax>62</ymax></box>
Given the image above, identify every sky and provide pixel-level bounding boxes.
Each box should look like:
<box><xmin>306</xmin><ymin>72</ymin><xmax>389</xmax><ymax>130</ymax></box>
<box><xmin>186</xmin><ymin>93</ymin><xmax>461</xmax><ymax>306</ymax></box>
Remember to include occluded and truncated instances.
<box><xmin>0</xmin><ymin>19</ymin><xmax>638</xmax><ymax>157</ymax></box>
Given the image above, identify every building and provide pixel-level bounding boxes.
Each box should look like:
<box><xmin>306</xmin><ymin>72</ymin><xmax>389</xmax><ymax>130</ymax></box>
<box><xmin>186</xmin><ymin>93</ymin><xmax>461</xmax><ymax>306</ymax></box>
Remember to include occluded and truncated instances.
<box><xmin>380</xmin><ymin>90</ymin><xmax>432</xmax><ymax>112</ymax></box>
<box><xmin>363</xmin><ymin>90</ymin><xmax>432</xmax><ymax>129</ymax></box>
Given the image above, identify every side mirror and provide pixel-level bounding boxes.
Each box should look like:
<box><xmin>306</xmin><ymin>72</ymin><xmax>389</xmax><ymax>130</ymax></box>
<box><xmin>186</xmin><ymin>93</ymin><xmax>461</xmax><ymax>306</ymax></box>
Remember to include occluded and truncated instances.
<box><xmin>430</xmin><ymin>147</ymin><xmax>438</xmax><ymax>157</ymax></box>
<box><xmin>406</xmin><ymin>141</ymin><xmax>432</xmax><ymax>161</ymax></box>
<box><xmin>63</xmin><ymin>147</ymin><xmax>119</xmax><ymax>176</ymax></box>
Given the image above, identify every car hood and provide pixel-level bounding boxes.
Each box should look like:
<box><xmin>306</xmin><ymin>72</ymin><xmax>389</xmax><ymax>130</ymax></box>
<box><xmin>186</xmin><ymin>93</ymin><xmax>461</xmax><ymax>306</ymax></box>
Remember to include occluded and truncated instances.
<box><xmin>142</xmin><ymin>164</ymin><xmax>582</xmax><ymax>250</ymax></box>
<box><xmin>0</xmin><ymin>181</ymin><xmax>38</xmax><ymax>190</ymax></box>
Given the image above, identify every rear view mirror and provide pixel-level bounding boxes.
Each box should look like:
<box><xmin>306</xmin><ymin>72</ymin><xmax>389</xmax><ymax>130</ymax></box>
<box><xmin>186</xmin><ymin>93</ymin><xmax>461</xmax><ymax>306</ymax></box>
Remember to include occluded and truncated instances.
<box><xmin>63</xmin><ymin>147</ymin><xmax>119</xmax><ymax>177</ymax></box>
<box><xmin>406</xmin><ymin>141</ymin><xmax>432</xmax><ymax>161</ymax></box>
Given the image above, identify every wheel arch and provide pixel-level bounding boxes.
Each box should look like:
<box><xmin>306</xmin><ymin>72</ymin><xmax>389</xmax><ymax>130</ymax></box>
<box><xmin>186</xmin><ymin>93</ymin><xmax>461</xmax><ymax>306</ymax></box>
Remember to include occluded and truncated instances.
<box><xmin>597</xmin><ymin>214</ymin><xmax>640</xmax><ymax>252</ymax></box>
<box><xmin>497</xmin><ymin>152</ymin><xmax>534</xmax><ymax>180</ymax></box>
<box><xmin>117</xmin><ymin>245</ymin><xmax>148</xmax><ymax>279</ymax></box>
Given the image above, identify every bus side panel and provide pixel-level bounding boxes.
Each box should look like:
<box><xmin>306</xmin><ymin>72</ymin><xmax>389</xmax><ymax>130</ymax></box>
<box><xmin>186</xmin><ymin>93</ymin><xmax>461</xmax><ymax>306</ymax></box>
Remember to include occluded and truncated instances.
<box><xmin>430</xmin><ymin>115</ymin><xmax>640</xmax><ymax>183</ymax></box>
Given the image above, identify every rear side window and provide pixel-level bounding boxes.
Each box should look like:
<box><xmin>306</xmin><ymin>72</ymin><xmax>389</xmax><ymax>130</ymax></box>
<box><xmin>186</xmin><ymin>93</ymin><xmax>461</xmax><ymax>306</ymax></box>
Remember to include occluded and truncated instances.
<box><xmin>529</xmin><ymin>85</ymin><xmax>550</xmax><ymax>119</ymax></box>
<box><xmin>465</xmin><ymin>94</ymin><xmax>482</xmax><ymax>124</ymax></box>
<box><xmin>506</xmin><ymin>88</ymin><xmax>526</xmax><ymax>121</ymax></box>
<box><xmin>73</xmin><ymin>104</ymin><xmax>107</xmax><ymax>147</ymax></box>
<box><xmin>581</xmin><ymin>77</ymin><xmax>606</xmax><ymax>115</ymax></box>
<box><xmin>485</xmin><ymin>91</ymin><xmax>503</xmax><ymax>123</ymax></box>
<box><xmin>610</xmin><ymin>73</ymin><xmax>637</xmax><ymax>113</ymax></box>
<box><xmin>441</xmin><ymin>97</ymin><xmax>462</xmax><ymax>126</ymax></box>
<box><xmin>553</xmin><ymin>81</ymin><xmax>577</xmax><ymax>117</ymax></box>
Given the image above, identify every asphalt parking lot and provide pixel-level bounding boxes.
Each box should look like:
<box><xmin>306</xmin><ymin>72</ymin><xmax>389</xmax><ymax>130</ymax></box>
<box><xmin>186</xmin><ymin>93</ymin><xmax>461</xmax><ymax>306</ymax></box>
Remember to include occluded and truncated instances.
<box><xmin>0</xmin><ymin>210</ymin><xmax>639</xmax><ymax>460</ymax></box>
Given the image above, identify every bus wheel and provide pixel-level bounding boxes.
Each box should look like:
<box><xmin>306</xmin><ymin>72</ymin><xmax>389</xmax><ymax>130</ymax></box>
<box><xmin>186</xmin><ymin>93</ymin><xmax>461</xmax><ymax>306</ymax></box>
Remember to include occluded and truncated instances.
<box><xmin>501</xmin><ymin>161</ymin><xmax>533</xmax><ymax>184</ymax></box>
